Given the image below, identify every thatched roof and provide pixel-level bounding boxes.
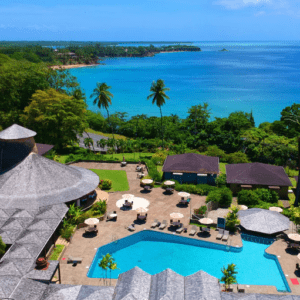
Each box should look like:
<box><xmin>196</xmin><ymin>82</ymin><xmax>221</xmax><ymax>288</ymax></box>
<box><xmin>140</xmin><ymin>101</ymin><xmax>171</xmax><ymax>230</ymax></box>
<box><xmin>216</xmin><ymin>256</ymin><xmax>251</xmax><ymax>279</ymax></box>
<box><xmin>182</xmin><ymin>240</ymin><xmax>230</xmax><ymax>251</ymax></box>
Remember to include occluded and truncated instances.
<box><xmin>238</xmin><ymin>208</ymin><xmax>290</xmax><ymax>234</ymax></box>
<box><xmin>0</xmin><ymin>124</ymin><xmax>36</xmax><ymax>140</ymax></box>
<box><xmin>226</xmin><ymin>163</ymin><xmax>291</xmax><ymax>187</ymax></box>
<box><xmin>163</xmin><ymin>153</ymin><xmax>219</xmax><ymax>174</ymax></box>
<box><xmin>0</xmin><ymin>153</ymin><xmax>99</xmax><ymax>209</ymax></box>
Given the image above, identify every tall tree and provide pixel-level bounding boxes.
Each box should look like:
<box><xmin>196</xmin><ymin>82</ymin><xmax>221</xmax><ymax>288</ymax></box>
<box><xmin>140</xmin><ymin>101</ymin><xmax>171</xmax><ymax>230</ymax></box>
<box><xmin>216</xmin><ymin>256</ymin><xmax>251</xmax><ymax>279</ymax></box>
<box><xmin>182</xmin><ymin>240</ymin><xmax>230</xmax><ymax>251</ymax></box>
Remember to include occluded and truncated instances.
<box><xmin>90</xmin><ymin>82</ymin><xmax>114</xmax><ymax>136</ymax></box>
<box><xmin>147</xmin><ymin>79</ymin><xmax>170</xmax><ymax>149</ymax></box>
<box><xmin>84</xmin><ymin>137</ymin><xmax>94</xmax><ymax>152</ymax></box>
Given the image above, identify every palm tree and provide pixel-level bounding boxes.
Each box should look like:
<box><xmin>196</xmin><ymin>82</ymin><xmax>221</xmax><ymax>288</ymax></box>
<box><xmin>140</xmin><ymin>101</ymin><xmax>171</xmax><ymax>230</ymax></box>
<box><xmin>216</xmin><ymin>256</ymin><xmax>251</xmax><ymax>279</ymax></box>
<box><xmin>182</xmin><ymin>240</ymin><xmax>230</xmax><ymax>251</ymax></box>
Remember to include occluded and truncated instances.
<box><xmin>97</xmin><ymin>138</ymin><xmax>107</xmax><ymax>152</ymax></box>
<box><xmin>147</xmin><ymin>79</ymin><xmax>170</xmax><ymax>149</ymax></box>
<box><xmin>90</xmin><ymin>82</ymin><xmax>114</xmax><ymax>136</ymax></box>
<box><xmin>106</xmin><ymin>138</ymin><xmax>116</xmax><ymax>158</ymax></box>
<box><xmin>84</xmin><ymin>137</ymin><xmax>94</xmax><ymax>152</ymax></box>
<box><xmin>220</xmin><ymin>263</ymin><xmax>238</xmax><ymax>291</ymax></box>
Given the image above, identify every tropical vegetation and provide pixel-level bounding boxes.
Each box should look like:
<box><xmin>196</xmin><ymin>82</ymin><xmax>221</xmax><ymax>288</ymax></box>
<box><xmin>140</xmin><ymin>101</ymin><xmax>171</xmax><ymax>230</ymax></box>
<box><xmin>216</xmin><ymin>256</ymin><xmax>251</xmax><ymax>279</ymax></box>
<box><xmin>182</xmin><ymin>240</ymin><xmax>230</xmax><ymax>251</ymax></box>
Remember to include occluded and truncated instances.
<box><xmin>220</xmin><ymin>263</ymin><xmax>238</xmax><ymax>291</ymax></box>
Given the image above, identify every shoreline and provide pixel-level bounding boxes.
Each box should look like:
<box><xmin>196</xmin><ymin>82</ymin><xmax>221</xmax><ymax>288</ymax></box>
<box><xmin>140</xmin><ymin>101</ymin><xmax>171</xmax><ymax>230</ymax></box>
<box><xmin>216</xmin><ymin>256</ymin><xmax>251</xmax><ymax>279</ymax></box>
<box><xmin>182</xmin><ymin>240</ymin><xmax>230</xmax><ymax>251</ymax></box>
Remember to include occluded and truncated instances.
<box><xmin>51</xmin><ymin>63</ymin><xmax>100</xmax><ymax>70</ymax></box>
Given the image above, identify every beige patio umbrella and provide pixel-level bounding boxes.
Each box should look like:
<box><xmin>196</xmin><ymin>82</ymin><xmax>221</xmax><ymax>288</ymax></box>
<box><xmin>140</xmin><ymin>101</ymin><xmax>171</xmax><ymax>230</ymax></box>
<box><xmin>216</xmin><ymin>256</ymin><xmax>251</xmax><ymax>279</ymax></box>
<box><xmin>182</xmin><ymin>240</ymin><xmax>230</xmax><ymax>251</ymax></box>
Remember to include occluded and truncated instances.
<box><xmin>136</xmin><ymin>207</ymin><xmax>148</xmax><ymax>214</ymax></box>
<box><xmin>170</xmin><ymin>212</ymin><xmax>184</xmax><ymax>219</ymax></box>
<box><xmin>238</xmin><ymin>205</ymin><xmax>248</xmax><ymax>211</ymax></box>
<box><xmin>178</xmin><ymin>192</ymin><xmax>190</xmax><ymax>197</ymax></box>
<box><xmin>288</xmin><ymin>233</ymin><xmax>300</xmax><ymax>242</ymax></box>
<box><xmin>269</xmin><ymin>207</ymin><xmax>283</xmax><ymax>213</ymax></box>
<box><xmin>84</xmin><ymin>218</ymin><xmax>99</xmax><ymax>226</ymax></box>
<box><xmin>200</xmin><ymin>218</ymin><xmax>214</xmax><ymax>225</ymax></box>
<box><xmin>122</xmin><ymin>194</ymin><xmax>135</xmax><ymax>200</ymax></box>
<box><xmin>142</xmin><ymin>179</ymin><xmax>153</xmax><ymax>184</ymax></box>
<box><xmin>297</xmin><ymin>253</ymin><xmax>300</xmax><ymax>260</ymax></box>
<box><xmin>164</xmin><ymin>180</ymin><xmax>175</xmax><ymax>186</ymax></box>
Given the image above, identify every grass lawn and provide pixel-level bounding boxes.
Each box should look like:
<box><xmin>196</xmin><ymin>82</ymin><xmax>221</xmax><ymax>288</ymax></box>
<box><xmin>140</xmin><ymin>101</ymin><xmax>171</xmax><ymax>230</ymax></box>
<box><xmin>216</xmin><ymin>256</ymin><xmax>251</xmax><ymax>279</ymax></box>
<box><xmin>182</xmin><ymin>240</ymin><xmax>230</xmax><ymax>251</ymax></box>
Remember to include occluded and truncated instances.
<box><xmin>219</xmin><ymin>163</ymin><xmax>227</xmax><ymax>174</ymax></box>
<box><xmin>157</xmin><ymin>165</ymin><xmax>163</xmax><ymax>177</ymax></box>
<box><xmin>101</xmin><ymin>152</ymin><xmax>153</xmax><ymax>161</ymax></box>
<box><xmin>86</xmin><ymin>128</ymin><xmax>128</xmax><ymax>140</ymax></box>
<box><xmin>49</xmin><ymin>244</ymin><xmax>65</xmax><ymax>260</ymax></box>
<box><xmin>90</xmin><ymin>169</ymin><xmax>129</xmax><ymax>192</ymax></box>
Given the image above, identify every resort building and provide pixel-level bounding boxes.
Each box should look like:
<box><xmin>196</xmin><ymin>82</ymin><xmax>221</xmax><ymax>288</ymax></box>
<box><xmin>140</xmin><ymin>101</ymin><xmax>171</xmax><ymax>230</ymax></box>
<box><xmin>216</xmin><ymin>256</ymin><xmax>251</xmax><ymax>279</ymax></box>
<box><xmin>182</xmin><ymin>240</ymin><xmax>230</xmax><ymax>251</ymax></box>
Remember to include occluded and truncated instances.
<box><xmin>77</xmin><ymin>131</ymin><xmax>110</xmax><ymax>153</ymax></box>
<box><xmin>162</xmin><ymin>153</ymin><xmax>219</xmax><ymax>185</ymax></box>
<box><xmin>226</xmin><ymin>162</ymin><xmax>292</xmax><ymax>198</ymax></box>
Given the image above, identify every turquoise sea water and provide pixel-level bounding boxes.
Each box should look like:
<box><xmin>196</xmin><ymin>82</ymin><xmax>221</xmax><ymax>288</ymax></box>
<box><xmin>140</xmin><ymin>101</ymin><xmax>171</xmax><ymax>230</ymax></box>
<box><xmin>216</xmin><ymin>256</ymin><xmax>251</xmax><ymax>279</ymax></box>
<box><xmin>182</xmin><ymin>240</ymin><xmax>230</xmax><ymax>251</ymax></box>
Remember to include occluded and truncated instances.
<box><xmin>70</xmin><ymin>41</ymin><xmax>300</xmax><ymax>125</ymax></box>
<box><xmin>87</xmin><ymin>231</ymin><xmax>288</xmax><ymax>292</ymax></box>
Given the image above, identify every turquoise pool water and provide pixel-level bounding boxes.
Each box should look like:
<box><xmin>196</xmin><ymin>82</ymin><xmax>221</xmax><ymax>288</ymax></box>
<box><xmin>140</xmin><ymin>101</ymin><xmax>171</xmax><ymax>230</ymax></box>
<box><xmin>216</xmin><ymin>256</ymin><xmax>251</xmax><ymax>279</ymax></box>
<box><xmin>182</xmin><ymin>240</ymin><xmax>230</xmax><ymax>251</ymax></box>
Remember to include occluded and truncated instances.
<box><xmin>87</xmin><ymin>230</ymin><xmax>289</xmax><ymax>292</ymax></box>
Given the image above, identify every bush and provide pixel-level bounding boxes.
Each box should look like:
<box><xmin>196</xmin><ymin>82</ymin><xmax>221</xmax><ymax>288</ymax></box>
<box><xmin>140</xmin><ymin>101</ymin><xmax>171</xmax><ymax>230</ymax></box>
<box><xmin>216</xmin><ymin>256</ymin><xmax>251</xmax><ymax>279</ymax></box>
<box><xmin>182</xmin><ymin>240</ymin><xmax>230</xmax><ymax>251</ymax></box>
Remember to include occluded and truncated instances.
<box><xmin>60</xmin><ymin>225</ymin><xmax>75</xmax><ymax>241</ymax></box>
<box><xmin>197</xmin><ymin>184</ymin><xmax>217</xmax><ymax>195</ymax></box>
<box><xmin>216</xmin><ymin>174</ymin><xmax>227</xmax><ymax>187</ymax></box>
<box><xmin>254</xmin><ymin>188</ymin><xmax>279</xmax><ymax>204</ymax></box>
<box><xmin>238</xmin><ymin>190</ymin><xmax>259</xmax><ymax>206</ymax></box>
<box><xmin>151</xmin><ymin>151</ymin><xmax>167</xmax><ymax>166</ymax></box>
<box><xmin>92</xmin><ymin>200</ymin><xmax>107</xmax><ymax>215</ymax></box>
<box><xmin>226</xmin><ymin>152</ymin><xmax>249</xmax><ymax>164</ymax></box>
<box><xmin>145</xmin><ymin>159</ymin><xmax>162</xmax><ymax>182</ymax></box>
<box><xmin>0</xmin><ymin>236</ymin><xmax>6</xmax><ymax>256</ymax></box>
<box><xmin>197</xmin><ymin>205</ymin><xmax>207</xmax><ymax>215</ymax></box>
<box><xmin>99</xmin><ymin>179</ymin><xmax>112</xmax><ymax>190</ymax></box>
<box><xmin>206</xmin><ymin>188</ymin><xmax>232</xmax><ymax>208</ymax></box>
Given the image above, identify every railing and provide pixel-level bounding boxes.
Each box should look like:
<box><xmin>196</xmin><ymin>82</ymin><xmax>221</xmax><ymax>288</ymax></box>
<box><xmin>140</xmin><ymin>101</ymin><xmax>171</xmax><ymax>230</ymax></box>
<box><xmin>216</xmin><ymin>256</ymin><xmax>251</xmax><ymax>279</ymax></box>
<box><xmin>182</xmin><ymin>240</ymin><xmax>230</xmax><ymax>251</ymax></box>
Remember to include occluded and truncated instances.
<box><xmin>241</xmin><ymin>233</ymin><xmax>275</xmax><ymax>245</ymax></box>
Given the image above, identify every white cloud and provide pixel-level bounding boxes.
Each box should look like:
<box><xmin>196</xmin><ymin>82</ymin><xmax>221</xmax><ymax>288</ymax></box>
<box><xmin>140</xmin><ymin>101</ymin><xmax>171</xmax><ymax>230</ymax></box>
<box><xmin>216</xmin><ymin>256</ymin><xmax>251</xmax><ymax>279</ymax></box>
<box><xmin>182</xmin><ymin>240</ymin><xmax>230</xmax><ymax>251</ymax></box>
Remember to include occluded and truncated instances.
<box><xmin>214</xmin><ymin>0</ymin><xmax>270</xmax><ymax>9</ymax></box>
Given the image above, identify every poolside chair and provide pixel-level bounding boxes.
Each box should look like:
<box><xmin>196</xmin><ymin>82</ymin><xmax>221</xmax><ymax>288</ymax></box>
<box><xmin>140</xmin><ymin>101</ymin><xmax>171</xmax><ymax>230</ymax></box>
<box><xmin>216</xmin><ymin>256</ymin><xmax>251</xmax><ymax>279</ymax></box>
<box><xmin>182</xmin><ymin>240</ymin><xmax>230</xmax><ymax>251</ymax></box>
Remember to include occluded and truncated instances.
<box><xmin>216</xmin><ymin>229</ymin><xmax>224</xmax><ymax>240</ymax></box>
<box><xmin>176</xmin><ymin>224</ymin><xmax>184</xmax><ymax>234</ymax></box>
<box><xmin>151</xmin><ymin>219</ymin><xmax>159</xmax><ymax>228</ymax></box>
<box><xmin>189</xmin><ymin>225</ymin><xmax>197</xmax><ymax>236</ymax></box>
<box><xmin>67</xmin><ymin>256</ymin><xmax>82</xmax><ymax>264</ymax></box>
<box><xmin>128</xmin><ymin>224</ymin><xmax>135</xmax><ymax>231</ymax></box>
<box><xmin>237</xmin><ymin>284</ymin><xmax>245</xmax><ymax>293</ymax></box>
<box><xmin>159</xmin><ymin>220</ymin><xmax>167</xmax><ymax>230</ymax></box>
<box><xmin>222</xmin><ymin>230</ymin><xmax>229</xmax><ymax>241</ymax></box>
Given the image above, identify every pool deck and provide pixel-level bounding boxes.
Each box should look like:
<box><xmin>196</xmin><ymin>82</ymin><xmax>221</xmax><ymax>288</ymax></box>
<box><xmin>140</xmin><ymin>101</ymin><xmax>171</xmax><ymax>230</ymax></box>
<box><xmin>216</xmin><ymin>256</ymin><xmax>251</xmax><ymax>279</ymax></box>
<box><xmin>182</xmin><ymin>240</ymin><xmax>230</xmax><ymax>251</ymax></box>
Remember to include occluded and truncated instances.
<box><xmin>57</xmin><ymin>162</ymin><xmax>300</xmax><ymax>295</ymax></box>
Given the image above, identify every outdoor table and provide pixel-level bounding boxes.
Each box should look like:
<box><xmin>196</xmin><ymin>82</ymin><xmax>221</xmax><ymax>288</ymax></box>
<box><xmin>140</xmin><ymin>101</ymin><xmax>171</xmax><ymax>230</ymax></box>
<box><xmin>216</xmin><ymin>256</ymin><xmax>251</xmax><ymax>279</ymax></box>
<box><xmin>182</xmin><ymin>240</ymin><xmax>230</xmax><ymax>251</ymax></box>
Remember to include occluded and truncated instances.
<box><xmin>139</xmin><ymin>173</ymin><xmax>145</xmax><ymax>178</ymax></box>
<box><xmin>172</xmin><ymin>222</ymin><xmax>181</xmax><ymax>227</ymax></box>
<box><xmin>180</xmin><ymin>200</ymin><xmax>188</xmax><ymax>204</ymax></box>
<box><xmin>138</xmin><ymin>215</ymin><xmax>146</xmax><ymax>220</ymax></box>
<box><xmin>109</xmin><ymin>214</ymin><xmax>117</xmax><ymax>218</ymax></box>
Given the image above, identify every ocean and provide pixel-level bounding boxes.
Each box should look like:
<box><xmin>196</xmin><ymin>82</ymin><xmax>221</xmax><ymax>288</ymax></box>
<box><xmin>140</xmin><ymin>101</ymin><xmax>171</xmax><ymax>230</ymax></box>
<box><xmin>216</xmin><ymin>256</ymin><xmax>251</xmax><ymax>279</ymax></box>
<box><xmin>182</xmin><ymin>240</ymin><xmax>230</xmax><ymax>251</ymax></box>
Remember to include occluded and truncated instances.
<box><xmin>70</xmin><ymin>41</ymin><xmax>300</xmax><ymax>125</ymax></box>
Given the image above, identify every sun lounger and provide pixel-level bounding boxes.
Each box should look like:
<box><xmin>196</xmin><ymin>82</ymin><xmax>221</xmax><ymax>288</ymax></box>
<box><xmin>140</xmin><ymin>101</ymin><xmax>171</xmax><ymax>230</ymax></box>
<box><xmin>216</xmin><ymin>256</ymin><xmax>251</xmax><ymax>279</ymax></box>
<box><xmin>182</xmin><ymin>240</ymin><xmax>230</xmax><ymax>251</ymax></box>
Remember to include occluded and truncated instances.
<box><xmin>151</xmin><ymin>219</ymin><xmax>159</xmax><ymax>228</ymax></box>
<box><xmin>68</xmin><ymin>256</ymin><xmax>82</xmax><ymax>264</ymax></box>
<box><xmin>216</xmin><ymin>229</ymin><xmax>224</xmax><ymax>240</ymax></box>
<box><xmin>128</xmin><ymin>224</ymin><xmax>135</xmax><ymax>231</ymax></box>
<box><xmin>159</xmin><ymin>220</ymin><xmax>167</xmax><ymax>230</ymax></box>
<box><xmin>222</xmin><ymin>230</ymin><xmax>229</xmax><ymax>241</ymax></box>
<box><xmin>189</xmin><ymin>225</ymin><xmax>197</xmax><ymax>236</ymax></box>
<box><xmin>176</xmin><ymin>225</ymin><xmax>184</xmax><ymax>233</ymax></box>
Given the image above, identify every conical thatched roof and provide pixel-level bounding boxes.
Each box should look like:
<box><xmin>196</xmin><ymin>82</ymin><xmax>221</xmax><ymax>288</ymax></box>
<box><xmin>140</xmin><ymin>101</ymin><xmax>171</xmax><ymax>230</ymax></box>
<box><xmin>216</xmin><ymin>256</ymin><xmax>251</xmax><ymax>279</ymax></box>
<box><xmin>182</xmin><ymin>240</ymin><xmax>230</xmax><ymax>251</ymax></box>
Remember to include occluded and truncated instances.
<box><xmin>0</xmin><ymin>153</ymin><xmax>99</xmax><ymax>209</ymax></box>
<box><xmin>0</xmin><ymin>124</ymin><xmax>36</xmax><ymax>140</ymax></box>
<box><xmin>238</xmin><ymin>208</ymin><xmax>290</xmax><ymax>234</ymax></box>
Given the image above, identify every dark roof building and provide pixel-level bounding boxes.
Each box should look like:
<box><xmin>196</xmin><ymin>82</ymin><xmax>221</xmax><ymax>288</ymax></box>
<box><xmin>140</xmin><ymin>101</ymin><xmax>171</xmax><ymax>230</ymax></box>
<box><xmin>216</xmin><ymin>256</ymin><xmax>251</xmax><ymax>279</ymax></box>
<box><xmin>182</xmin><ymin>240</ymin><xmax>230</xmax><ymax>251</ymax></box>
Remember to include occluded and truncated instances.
<box><xmin>226</xmin><ymin>163</ymin><xmax>292</xmax><ymax>198</ymax></box>
<box><xmin>36</xmin><ymin>143</ymin><xmax>54</xmax><ymax>156</ymax></box>
<box><xmin>162</xmin><ymin>153</ymin><xmax>219</xmax><ymax>185</ymax></box>
<box><xmin>77</xmin><ymin>132</ymin><xmax>110</xmax><ymax>153</ymax></box>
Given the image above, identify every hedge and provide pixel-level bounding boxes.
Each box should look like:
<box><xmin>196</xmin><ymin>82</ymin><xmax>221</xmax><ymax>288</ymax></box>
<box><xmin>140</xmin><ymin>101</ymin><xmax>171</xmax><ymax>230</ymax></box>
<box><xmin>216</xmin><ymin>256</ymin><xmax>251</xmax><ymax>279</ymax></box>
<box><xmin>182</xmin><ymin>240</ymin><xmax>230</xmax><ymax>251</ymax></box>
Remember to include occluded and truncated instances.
<box><xmin>206</xmin><ymin>188</ymin><xmax>233</xmax><ymax>208</ymax></box>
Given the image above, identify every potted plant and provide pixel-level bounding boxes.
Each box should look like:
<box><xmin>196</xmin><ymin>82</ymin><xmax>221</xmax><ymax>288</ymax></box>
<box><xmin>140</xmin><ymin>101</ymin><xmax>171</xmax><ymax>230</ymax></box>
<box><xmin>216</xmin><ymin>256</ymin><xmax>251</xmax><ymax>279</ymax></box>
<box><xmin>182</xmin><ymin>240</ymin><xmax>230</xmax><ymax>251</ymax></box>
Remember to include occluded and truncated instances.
<box><xmin>196</xmin><ymin>205</ymin><xmax>207</xmax><ymax>217</ymax></box>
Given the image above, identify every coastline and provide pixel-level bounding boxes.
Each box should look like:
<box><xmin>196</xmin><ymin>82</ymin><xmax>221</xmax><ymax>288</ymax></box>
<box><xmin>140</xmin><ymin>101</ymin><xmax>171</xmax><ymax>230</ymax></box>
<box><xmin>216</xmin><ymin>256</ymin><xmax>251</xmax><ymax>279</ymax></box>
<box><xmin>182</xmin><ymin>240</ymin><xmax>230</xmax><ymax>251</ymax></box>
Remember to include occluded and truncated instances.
<box><xmin>51</xmin><ymin>63</ymin><xmax>100</xmax><ymax>70</ymax></box>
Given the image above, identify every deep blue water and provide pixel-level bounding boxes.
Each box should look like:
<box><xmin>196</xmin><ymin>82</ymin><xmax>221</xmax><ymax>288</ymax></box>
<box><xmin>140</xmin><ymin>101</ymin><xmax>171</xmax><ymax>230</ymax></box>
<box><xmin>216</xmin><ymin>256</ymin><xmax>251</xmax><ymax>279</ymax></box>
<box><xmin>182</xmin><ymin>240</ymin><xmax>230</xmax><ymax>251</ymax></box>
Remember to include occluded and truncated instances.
<box><xmin>87</xmin><ymin>231</ymin><xmax>288</xmax><ymax>292</ymax></box>
<box><xmin>70</xmin><ymin>41</ymin><xmax>300</xmax><ymax>125</ymax></box>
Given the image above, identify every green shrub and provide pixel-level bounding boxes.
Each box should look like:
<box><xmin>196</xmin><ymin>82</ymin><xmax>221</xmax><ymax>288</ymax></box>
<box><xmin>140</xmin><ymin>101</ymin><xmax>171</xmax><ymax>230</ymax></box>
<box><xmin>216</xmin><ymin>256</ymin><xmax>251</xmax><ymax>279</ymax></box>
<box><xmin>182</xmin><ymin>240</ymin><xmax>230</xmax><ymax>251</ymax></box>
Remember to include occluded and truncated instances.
<box><xmin>216</xmin><ymin>174</ymin><xmax>227</xmax><ymax>187</ymax></box>
<box><xmin>226</xmin><ymin>152</ymin><xmax>249</xmax><ymax>164</ymax></box>
<box><xmin>197</xmin><ymin>184</ymin><xmax>217</xmax><ymax>195</ymax></box>
<box><xmin>238</xmin><ymin>190</ymin><xmax>259</xmax><ymax>206</ymax></box>
<box><xmin>92</xmin><ymin>200</ymin><xmax>107</xmax><ymax>215</ymax></box>
<box><xmin>145</xmin><ymin>159</ymin><xmax>162</xmax><ymax>182</ymax></box>
<box><xmin>254</xmin><ymin>188</ymin><xmax>279</xmax><ymax>204</ymax></box>
<box><xmin>99</xmin><ymin>179</ymin><xmax>112</xmax><ymax>190</ymax></box>
<box><xmin>0</xmin><ymin>236</ymin><xmax>6</xmax><ymax>256</ymax></box>
<box><xmin>49</xmin><ymin>245</ymin><xmax>65</xmax><ymax>260</ymax></box>
<box><xmin>60</xmin><ymin>225</ymin><xmax>75</xmax><ymax>241</ymax></box>
<box><xmin>206</xmin><ymin>188</ymin><xmax>232</xmax><ymax>207</ymax></box>
<box><xmin>205</xmin><ymin>145</ymin><xmax>227</xmax><ymax>163</ymax></box>
<box><xmin>226</xmin><ymin>205</ymin><xmax>240</xmax><ymax>232</ymax></box>
<box><xmin>197</xmin><ymin>205</ymin><xmax>207</xmax><ymax>215</ymax></box>
<box><xmin>151</xmin><ymin>151</ymin><xmax>167</xmax><ymax>166</ymax></box>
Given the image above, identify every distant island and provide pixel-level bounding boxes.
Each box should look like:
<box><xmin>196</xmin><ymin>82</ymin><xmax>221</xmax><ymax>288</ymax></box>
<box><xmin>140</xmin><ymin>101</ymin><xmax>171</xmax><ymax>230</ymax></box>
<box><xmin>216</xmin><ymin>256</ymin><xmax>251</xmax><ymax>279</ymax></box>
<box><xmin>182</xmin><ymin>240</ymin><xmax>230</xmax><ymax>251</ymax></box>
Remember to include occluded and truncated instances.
<box><xmin>219</xmin><ymin>48</ymin><xmax>229</xmax><ymax>52</ymax></box>
<box><xmin>0</xmin><ymin>43</ymin><xmax>201</xmax><ymax>69</ymax></box>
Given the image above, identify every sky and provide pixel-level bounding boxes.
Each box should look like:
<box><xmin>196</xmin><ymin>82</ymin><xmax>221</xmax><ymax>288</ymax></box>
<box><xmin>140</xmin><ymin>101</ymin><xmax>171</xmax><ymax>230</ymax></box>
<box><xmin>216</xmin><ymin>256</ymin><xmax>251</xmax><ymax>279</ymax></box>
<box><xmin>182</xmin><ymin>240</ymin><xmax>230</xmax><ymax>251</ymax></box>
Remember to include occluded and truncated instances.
<box><xmin>1</xmin><ymin>0</ymin><xmax>300</xmax><ymax>41</ymax></box>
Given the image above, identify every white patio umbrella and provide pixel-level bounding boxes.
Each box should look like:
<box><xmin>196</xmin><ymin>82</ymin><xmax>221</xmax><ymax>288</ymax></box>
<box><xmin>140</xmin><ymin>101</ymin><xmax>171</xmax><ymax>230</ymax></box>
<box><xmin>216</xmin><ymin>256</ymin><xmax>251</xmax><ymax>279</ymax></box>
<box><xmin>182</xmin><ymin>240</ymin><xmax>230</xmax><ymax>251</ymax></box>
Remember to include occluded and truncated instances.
<box><xmin>122</xmin><ymin>194</ymin><xmax>135</xmax><ymax>200</ymax></box>
<box><xmin>200</xmin><ymin>218</ymin><xmax>214</xmax><ymax>225</ymax></box>
<box><xmin>297</xmin><ymin>253</ymin><xmax>300</xmax><ymax>260</ymax></box>
<box><xmin>269</xmin><ymin>207</ymin><xmax>283</xmax><ymax>213</ymax></box>
<box><xmin>178</xmin><ymin>192</ymin><xmax>190</xmax><ymax>197</ymax></box>
<box><xmin>288</xmin><ymin>233</ymin><xmax>300</xmax><ymax>242</ymax></box>
<box><xmin>142</xmin><ymin>179</ymin><xmax>153</xmax><ymax>184</ymax></box>
<box><xmin>84</xmin><ymin>218</ymin><xmax>99</xmax><ymax>226</ymax></box>
<box><xmin>136</xmin><ymin>207</ymin><xmax>148</xmax><ymax>214</ymax></box>
<box><xmin>170</xmin><ymin>212</ymin><xmax>184</xmax><ymax>219</ymax></box>
<box><xmin>238</xmin><ymin>205</ymin><xmax>248</xmax><ymax>211</ymax></box>
<box><xmin>164</xmin><ymin>180</ymin><xmax>175</xmax><ymax>186</ymax></box>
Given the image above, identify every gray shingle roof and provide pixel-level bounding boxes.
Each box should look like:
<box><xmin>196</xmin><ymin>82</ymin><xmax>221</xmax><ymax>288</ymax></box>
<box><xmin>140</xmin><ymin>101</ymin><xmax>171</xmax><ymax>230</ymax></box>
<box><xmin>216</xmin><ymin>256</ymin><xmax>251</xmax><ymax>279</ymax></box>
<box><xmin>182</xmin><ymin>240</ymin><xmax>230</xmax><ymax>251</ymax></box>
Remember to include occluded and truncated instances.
<box><xmin>0</xmin><ymin>153</ymin><xmax>99</xmax><ymax>209</ymax></box>
<box><xmin>41</xmin><ymin>284</ymin><xmax>82</xmax><ymax>300</ymax></box>
<box><xmin>163</xmin><ymin>153</ymin><xmax>219</xmax><ymax>174</ymax></box>
<box><xmin>0</xmin><ymin>124</ymin><xmax>36</xmax><ymax>140</ymax></box>
<box><xmin>226</xmin><ymin>163</ymin><xmax>292</xmax><ymax>187</ymax></box>
<box><xmin>77</xmin><ymin>285</ymin><xmax>114</xmax><ymax>300</ymax></box>
<box><xmin>113</xmin><ymin>267</ymin><xmax>152</xmax><ymax>300</ymax></box>
<box><xmin>11</xmin><ymin>278</ymin><xmax>48</xmax><ymax>300</ymax></box>
<box><xmin>238</xmin><ymin>208</ymin><xmax>290</xmax><ymax>234</ymax></box>
<box><xmin>185</xmin><ymin>270</ymin><xmax>221</xmax><ymax>300</ymax></box>
<box><xmin>149</xmin><ymin>268</ymin><xmax>184</xmax><ymax>300</ymax></box>
<box><xmin>221</xmin><ymin>293</ymin><xmax>300</xmax><ymax>299</ymax></box>
<box><xmin>26</xmin><ymin>260</ymin><xmax>59</xmax><ymax>281</ymax></box>
<box><xmin>0</xmin><ymin>275</ymin><xmax>21</xmax><ymax>298</ymax></box>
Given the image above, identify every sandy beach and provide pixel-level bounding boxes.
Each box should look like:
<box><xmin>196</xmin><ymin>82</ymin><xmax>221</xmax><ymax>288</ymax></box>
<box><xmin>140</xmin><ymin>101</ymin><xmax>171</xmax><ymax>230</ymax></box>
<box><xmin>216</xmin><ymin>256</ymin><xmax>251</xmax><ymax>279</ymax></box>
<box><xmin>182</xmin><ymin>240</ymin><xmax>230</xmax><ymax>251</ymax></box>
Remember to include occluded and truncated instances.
<box><xmin>51</xmin><ymin>63</ymin><xmax>99</xmax><ymax>70</ymax></box>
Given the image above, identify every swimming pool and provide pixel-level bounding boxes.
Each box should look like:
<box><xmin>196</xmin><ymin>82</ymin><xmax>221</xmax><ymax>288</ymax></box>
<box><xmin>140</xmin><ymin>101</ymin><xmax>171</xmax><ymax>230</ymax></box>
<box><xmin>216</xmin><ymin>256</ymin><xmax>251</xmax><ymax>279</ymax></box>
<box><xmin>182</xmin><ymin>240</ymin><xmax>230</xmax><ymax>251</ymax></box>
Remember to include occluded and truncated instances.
<box><xmin>87</xmin><ymin>230</ymin><xmax>290</xmax><ymax>292</ymax></box>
